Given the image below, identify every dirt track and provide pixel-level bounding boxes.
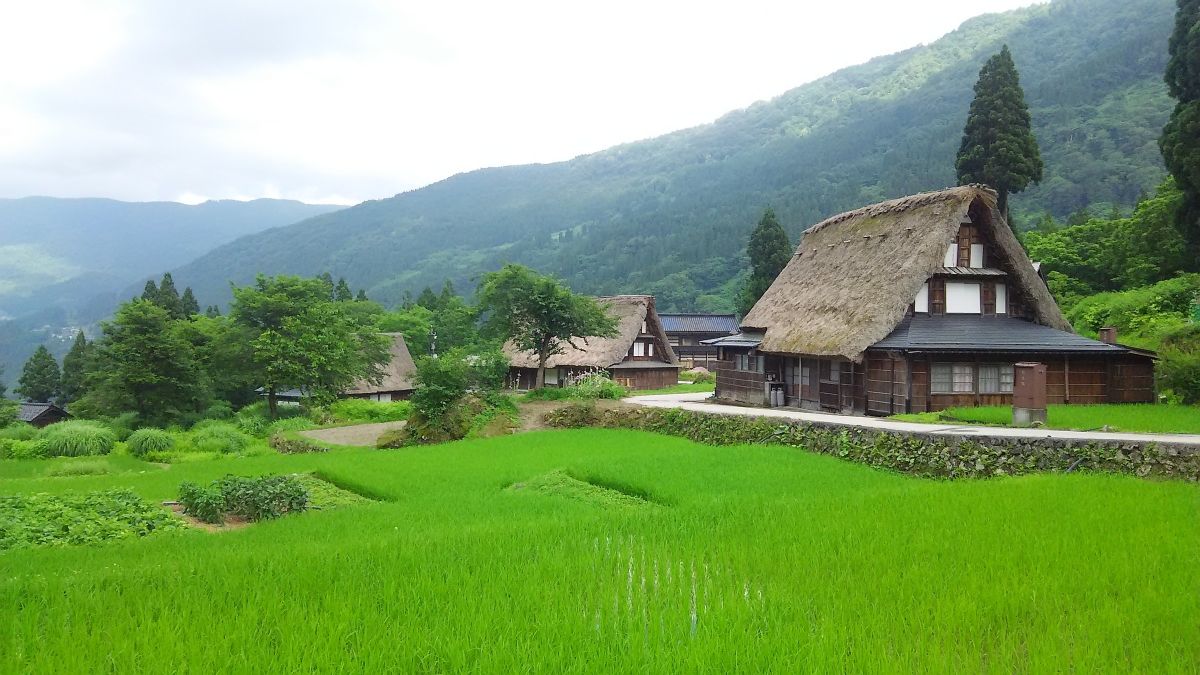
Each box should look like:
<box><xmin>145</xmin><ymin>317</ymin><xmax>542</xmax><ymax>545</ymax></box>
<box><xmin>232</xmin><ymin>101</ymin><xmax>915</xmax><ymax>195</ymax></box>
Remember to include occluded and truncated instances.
<box><xmin>300</xmin><ymin>421</ymin><xmax>407</xmax><ymax>447</ymax></box>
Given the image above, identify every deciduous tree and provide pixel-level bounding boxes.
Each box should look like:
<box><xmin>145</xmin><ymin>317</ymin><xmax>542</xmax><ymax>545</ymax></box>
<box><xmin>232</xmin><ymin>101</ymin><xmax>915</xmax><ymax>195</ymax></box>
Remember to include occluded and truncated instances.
<box><xmin>477</xmin><ymin>264</ymin><xmax>617</xmax><ymax>388</ymax></box>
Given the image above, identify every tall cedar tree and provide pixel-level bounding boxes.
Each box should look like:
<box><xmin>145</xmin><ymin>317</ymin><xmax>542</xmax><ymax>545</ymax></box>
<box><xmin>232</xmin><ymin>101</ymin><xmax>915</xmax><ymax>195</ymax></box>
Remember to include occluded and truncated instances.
<box><xmin>59</xmin><ymin>331</ymin><xmax>91</xmax><ymax>403</ymax></box>
<box><xmin>0</xmin><ymin>365</ymin><xmax>6</xmax><ymax>398</ymax></box>
<box><xmin>334</xmin><ymin>278</ymin><xmax>353</xmax><ymax>302</ymax></box>
<box><xmin>1160</xmin><ymin>0</ymin><xmax>1200</xmax><ymax>265</ymax></box>
<box><xmin>231</xmin><ymin>275</ymin><xmax>390</xmax><ymax>418</ymax></box>
<box><xmin>477</xmin><ymin>264</ymin><xmax>618</xmax><ymax>388</ymax></box>
<box><xmin>180</xmin><ymin>287</ymin><xmax>201</xmax><ymax>316</ymax></box>
<box><xmin>738</xmin><ymin>208</ymin><xmax>791</xmax><ymax>316</ymax></box>
<box><xmin>157</xmin><ymin>273</ymin><xmax>184</xmax><ymax>319</ymax></box>
<box><xmin>955</xmin><ymin>45</ymin><xmax>1043</xmax><ymax>221</ymax></box>
<box><xmin>16</xmin><ymin>345</ymin><xmax>60</xmax><ymax>403</ymax></box>
<box><xmin>141</xmin><ymin>279</ymin><xmax>158</xmax><ymax>302</ymax></box>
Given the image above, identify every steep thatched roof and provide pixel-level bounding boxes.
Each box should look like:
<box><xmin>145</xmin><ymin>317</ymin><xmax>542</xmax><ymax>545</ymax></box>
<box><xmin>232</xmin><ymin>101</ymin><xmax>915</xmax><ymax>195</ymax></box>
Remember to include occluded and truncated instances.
<box><xmin>741</xmin><ymin>185</ymin><xmax>1069</xmax><ymax>361</ymax></box>
<box><xmin>345</xmin><ymin>333</ymin><xmax>416</xmax><ymax>394</ymax></box>
<box><xmin>504</xmin><ymin>295</ymin><xmax>679</xmax><ymax>369</ymax></box>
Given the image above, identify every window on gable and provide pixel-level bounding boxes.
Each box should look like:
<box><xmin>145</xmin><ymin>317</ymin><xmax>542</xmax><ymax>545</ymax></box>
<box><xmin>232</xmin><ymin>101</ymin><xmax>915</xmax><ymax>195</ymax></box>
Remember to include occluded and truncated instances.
<box><xmin>633</xmin><ymin>342</ymin><xmax>646</xmax><ymax>357</ymax></box>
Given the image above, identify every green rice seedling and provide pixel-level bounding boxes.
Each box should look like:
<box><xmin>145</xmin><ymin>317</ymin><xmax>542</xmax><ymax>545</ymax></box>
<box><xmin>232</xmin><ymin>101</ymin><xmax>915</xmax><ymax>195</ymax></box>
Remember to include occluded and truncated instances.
<box><xmin>38</xmin><ymin>421</ymin><xmax>117</xmax><ymax>457</ymax></box>
<box><xmin>899</xmin><ymin>403</ymin><xmax>1200</xmax><ymax>433</ymax></box>
<box><xmin>44</xmin><ymin>459</ymin><xmax>111</xmax><ymax>477</ymax></box>
<box><xmin>126</xmin><ymin>428</ymin><xmax>176</xmax><ymax>458</ymax></box>
<box><xmin>189</xmin><ymin>423</ymin><xmax>249</xmax><ymax>454</ymax></box>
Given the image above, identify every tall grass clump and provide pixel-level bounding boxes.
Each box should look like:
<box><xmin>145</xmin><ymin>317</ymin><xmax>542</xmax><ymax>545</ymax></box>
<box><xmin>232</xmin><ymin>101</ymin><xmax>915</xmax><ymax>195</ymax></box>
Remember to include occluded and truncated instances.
<box><xmin>235</xmin><ymin>401</ymin><xmax>307</xmax><ymax>436</ymax></box>
<box><xmin>0</xmin><ymin>424</ymin><xmax>37</xmax><ymax>441</ymax></box>
<box><xmin>126</xmin><ymin>428</ymin><xmax>176</xmax><ymax>458</ymax></box>
<box><xmin>327</xmin><ymin>399</ymin><xmax>412</xmax><ymax>423</ymax></box>
<box><xmin>37</xmin><ymin>421</ymin><xmax>117</xmax><ymax>457</ymax></box>
<box><xmin>189</xmin><ymin>422</ymin><xmax>250</xmax><ymax>454</ymax></box>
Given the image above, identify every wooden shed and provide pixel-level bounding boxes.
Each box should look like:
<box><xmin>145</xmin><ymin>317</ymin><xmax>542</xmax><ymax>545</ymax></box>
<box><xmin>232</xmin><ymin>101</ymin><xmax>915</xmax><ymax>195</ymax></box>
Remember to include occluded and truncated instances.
<box><xmin>710</xmin><ymin>186</ymin><xmax>1156</xmax><ymax>413</ymax></box>
<box><xmin>18</xmin><ymin>402</ymin><xmax>71</xmax><ymax>428</ymax></box>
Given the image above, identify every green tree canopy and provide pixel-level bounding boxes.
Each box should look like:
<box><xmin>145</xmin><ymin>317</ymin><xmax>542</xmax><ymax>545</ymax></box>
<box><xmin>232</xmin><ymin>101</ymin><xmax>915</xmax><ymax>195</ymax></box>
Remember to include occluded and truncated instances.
<box><xmin>16</xmin><ymin>345</ymin><xmax>60</xmax><ymax>403</ymax></box>
<box><xmin>334</xmin><ymin>278</ymin><xmax>353</xmax><ymax>302</ymax></box>
<box><xmin>59</xmin><ymin>331</ymin><xmax>92</xmax><ymax>404</ymax></box>
<box><xmin>157</xmin><ymin>273</ymin><xmax>184</xmax><ymax>319</ymax></box>
<box><xmin>477</xmin><ymin>264</ymin><xmax>618</xmax><ymax>388</ymax></box>
<box><xmin>78</xmin><ymin>300</ymin><xmax>208</xmax><ymax>424</ymax></box>
<box><xmin>1159</xmin><ymin>0</ymin><xmax>1200</xmax><ymax>264</ymax></box>
<box><xmin>180</xmin><ymin>287</ymin><xmax>201</xmax><ymax>316</ymax></box>
<box><xmin>738</xmin><ymin>208</ymin><xmax>791</xmax><ymax>316</ymax></box>
<box><xmin>231</xmin><ymin>275</ymin><xmax>391</xmax><ymax>417</ymax></box>
<box><xmin>956</xmin><ymin>45</ymin><xmax>1043</xmax><ymax>220</ymax></box>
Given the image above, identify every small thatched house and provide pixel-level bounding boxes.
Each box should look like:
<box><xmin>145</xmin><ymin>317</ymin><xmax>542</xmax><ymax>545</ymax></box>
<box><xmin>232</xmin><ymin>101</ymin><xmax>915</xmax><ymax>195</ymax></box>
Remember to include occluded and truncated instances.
<box><xmin>273</xmin><ymin>333</ymin><xmax>417</xmax><ymax>403</ymax></box>
<box><xmin>708</xmin><ymin>186</ymin><xmax>1155</xmax><ymax>413</ymax></box>
<box><xmin>504</xmin><ymin>295</ymin><xmax>680</xmax><ymax>390</ymax></box>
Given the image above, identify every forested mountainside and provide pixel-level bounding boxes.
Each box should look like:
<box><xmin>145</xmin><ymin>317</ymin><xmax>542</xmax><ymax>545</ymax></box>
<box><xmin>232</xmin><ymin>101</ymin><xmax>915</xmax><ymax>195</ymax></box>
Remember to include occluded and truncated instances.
<box><xmin>174</xmin><ymin>0</ymin><xmax>1173</xmax><ymax>313</ymax></box>
<box><xmin>0</xmin><ymin>197</ymin><xmax>341</xmax><ymax>322</ymax></box>
<box><xmin>0</xmin><ymin>198</ymin><xmax>340</xmax><ymax>389</ymax></box>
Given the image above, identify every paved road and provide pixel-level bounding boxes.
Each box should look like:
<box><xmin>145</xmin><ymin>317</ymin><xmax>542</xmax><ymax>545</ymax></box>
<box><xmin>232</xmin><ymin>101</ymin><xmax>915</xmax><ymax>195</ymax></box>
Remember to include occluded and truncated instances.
<box><xmin>300</xmin><ymin>421</ymin><xmax>406</xmax><ymax>447</ymax></box>
<box><xmin>626</xmin><ymin>392</ymin><xmax>1200</xmax><ymax>447</ymax></box>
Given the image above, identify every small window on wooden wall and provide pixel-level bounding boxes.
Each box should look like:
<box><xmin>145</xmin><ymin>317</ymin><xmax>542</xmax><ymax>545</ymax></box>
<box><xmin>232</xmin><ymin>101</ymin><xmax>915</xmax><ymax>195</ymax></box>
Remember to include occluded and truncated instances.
<box><xmin>929</xmin><ymin>278</ymin><xmax>946</xmax><ymax>314</ymax></box>
<box><xmin>932</xmin><ymin>363</ymin><xmax>975</xmax><ymax>393</ymax></box>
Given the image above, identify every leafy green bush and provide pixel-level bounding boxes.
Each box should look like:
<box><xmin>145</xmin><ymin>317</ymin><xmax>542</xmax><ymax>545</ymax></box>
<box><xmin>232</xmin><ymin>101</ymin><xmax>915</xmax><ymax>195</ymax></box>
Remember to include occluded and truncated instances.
<box><xmin>0</xmin><ymin>439</ymin><xmax>49</xmax><ymax>460</ymax></box>
<box><xmin>265</xmin><ymin>417</ymin><xmax>317</xmax><ymax>435</ymax></box>
<box><xmin>178</xmin><ymin>481</ymin><xmax>225</xmax><ymax>524</ymax></box>
<box><xmin>126</xmin><ymin>428</ymin><xmax>176</xmax><ymax>457</ymax></box>
<box><xmin>38</xmin><ymin>421</ymin><xmax>117</xmax><ymax>457</ymax></box>
<box><xmin>570</xmin><ymin>372</ymin><xmax>626</xmax><ymax>399</ymax></box>
<box><xmin>201</xmin><ymin>400</ymin><xmax>234</xmax><ymax>421</ymax></box>
<box><xmin>189</xmin><ymin>423</ymin><xmax>249</xmax><ymax>454</ymax></box>
<box><xmin>690</xmin><ymin>371</ymin><xmax>716</xmax><ymax>384</ymax></box>
<box><xmin>0</xmin><ymin>424</ymin><xmax>37</xmax><ymax>441</ymax></box>
<box><xmin>327</xmin><ymin>398</ymin><xmax>412</xmax><ymax>423</ymax></box>
<box><xmin>235</xmin><ymin>401</ymin><xmax>306</xmax><ymax>436</ymax></box>
<box><xmin>0</xmin><ymin>490</ymin><xmax>183</xmax><ymax>551</ymax></box>
<box><xmin>1067</xmin><ymin>274</ymin><xmax>1200</xmax><ymax>348</ymax></box>
<box><xmin>107</xmin><ymin>412</ymin><xmax>140</xmax><ymax>441</ymax></box>
<box><xmin>1157</xmin><ymin>324</ymin><xmax>1200</xmax><ymax>404</ymax></box>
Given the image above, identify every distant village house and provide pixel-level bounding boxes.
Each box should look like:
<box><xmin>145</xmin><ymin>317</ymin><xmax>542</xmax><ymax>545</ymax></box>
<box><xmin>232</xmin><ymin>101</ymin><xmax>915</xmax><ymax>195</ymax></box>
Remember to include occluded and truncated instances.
<box><xmin>504</xmin><ymin>295</ymin><xmax>681</xmax><ymax>390</ymax></box>
<box><xmin>658</xmin><ymin>313</ymin><xmax>739</xmax><ymax>369</ymax></box>
<box><xmin>708</xmin><ymin>186</ymin><xmax>1156</xmax><ymax>414</ymax></box>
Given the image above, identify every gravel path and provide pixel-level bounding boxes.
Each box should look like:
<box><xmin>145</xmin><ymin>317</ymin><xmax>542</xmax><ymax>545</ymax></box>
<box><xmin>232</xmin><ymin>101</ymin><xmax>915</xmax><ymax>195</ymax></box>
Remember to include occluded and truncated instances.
<box><xmin>300</xmin><ymin>421</ymin><xmax>407</xmax><ymax>447</ymax></box>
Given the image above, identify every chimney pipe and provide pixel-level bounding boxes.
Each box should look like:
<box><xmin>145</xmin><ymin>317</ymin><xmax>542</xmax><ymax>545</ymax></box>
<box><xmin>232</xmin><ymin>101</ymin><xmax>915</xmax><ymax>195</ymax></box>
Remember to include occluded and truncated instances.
<box><xmin>1098</xmin><ymin>327</ymin><xmax>1118</xmax><ymax>344</ymax></box>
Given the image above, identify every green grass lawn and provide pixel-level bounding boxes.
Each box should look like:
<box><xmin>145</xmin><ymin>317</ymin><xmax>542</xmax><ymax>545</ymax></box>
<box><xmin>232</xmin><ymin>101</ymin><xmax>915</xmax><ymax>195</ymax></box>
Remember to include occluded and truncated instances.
<box><xmin>631</xmin><ymin>381</ymin><xmax>715</xmax><ymax>396</ymax></box>
<box><xmin>1</xmin><ymin>429</ymin><xmax>1197</xmax><ymax>672</ymax></box>
<box><xmin>892</xmin><ymin>403</ymin><xmax>1200</xmax><ymax>434</ymax></box>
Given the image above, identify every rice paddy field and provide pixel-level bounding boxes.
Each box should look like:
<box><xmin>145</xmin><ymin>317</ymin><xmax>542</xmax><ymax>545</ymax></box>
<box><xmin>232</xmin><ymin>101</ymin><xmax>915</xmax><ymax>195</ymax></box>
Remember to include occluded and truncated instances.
<box><xmin>2</xmin><ymin>428</ymin><xmax>1198</xmax><ymax>672</ymax></box>
<box><xmin>893</xmin><ymin>403</ymin><xmax>1200</xmax><ymax>434</ymax></box>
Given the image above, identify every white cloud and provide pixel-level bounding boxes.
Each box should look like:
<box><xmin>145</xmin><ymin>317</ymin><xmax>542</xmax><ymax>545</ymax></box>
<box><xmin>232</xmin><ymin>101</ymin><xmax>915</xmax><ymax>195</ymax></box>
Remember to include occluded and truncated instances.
<box><xmin>0</xmin><ymin>0</ymin><xmax>1044</xmax><ymax>204</ymax></box>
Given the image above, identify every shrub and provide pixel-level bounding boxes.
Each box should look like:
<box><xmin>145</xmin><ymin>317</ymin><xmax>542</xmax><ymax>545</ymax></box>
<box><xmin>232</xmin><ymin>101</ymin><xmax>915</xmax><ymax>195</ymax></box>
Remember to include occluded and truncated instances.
<box><xmin>0</xmin><ymin>439</ymin><xmax>49</xmax><ymax>460</ymax></box>
<box><xmin>190</xmin><ymin>423</ymin><xmax>249</xmax><ymax>454</ymax></box>
<box><xmin>376</xmin><ymin>428</ymin><xmax>409</xmax><ymax>449</ymax></box>
<box><xmin>690</xmin><ymin>371</ymin><xmax>716</xmax><ymax>384</ymax></box>
<box><xmin>179</xmin><ymin>475</ymin><xmax>308</xmax><ymax>524</ymax></box>
<box><xmin>178</xmin><ymin>481</ymin><xmax>225</xmax><ymax>524</ymax></box>
<box><xmin>327</xmin><ymin>398</ymin><xmax>412</xmax><ymax>423</ymax></box>
<box><xmin>0</xmin><ymin>424</ymin><xmax>37</xmax><ymax>441</ymax></box>
<box><xmin>235</xmin><ymin>401</ymin><xmax>306</xmax><ymax>436</ymax></box>
<box><xmin>126</xmin><ymin>428</ymin><xmax>176</xmax><ymax>457</ymax></box>
<box><xmin>38</xmin><ymin>421</ymin><xmax>117</xmax><ymax>457</ymax></box>
<box><xmin>1157</xmin><ymin>324</ymin><xmax>1200</xmax><ymax>404</ymax></box>
<box><xmin>201</xmin><ymin>400</ymin><xmax>234</xmax><ymax>421</ymax></box>
<box><xmin>570</xmin><ymin>372</ymin><xmax>626</xmax><ymax>399</ymax></box>
<box><xmin>412</xmin><ymin>353</ymin><xmax>470</xmax><ymax>421</ymax></box>
<box><xmin>266</xmin><ymin>417</ymin><xmax>317</xmax><ymax>435</ymax></box>
<box><xmin>268</xmin><ymin>432</ymin><xmax>327</xmax><ymax>454</ymax></box>
<box><xmin>108</xmin><ymin>412</ymin><xmax>141</xmax><ymax>441</ymax></box>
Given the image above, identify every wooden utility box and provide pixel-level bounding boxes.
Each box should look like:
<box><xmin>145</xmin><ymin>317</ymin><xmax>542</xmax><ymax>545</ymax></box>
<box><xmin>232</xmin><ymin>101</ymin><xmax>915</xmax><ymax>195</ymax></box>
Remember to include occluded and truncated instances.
<box><xmin>1013</xmin><ymin>361</ymin><xmax>1047</xmax><ymax>426</ymax></box>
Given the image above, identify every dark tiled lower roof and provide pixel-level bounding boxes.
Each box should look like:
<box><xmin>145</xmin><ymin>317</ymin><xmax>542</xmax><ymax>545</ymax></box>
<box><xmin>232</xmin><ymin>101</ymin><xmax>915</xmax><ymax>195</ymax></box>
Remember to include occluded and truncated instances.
<box><xmin>870</xmin><ymin>315</ymin><xmax>1128</xmax><ymax>353</ymax></box>
<box><xmin>608</xmin><ymin>359</ymin><xmax>679</xmax><ymax>370</ymax></box>
<box><xmin>658</xmin><ymin>314</ymin><xmax>740</xmax><ymax>335</ymax></box>
<box><xmin>18</xmin><ymin>402</ymin><xmax>65</xmax><ymax>422</ymax></box>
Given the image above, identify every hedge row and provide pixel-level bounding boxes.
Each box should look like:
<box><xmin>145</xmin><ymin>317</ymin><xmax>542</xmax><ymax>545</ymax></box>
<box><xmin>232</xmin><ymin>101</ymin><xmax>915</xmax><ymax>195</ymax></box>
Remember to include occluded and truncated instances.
<box><xmin>544</xmin><ymin>404</ymin><xmax>1200</xmax><ymax>481</ymax></box>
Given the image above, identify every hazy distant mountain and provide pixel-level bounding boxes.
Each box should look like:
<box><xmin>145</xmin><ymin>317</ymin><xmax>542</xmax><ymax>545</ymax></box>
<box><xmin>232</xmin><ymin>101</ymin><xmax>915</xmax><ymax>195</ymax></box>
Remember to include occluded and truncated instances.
<box><xmin>171</xmin><ymin>0</ymin><xmax>1174</xmax><ymax>315</ymax></box>
<box><xmin>0</xmin><ymin>197</ymin><xmax>342</xmax><ymax>321</ymax></box>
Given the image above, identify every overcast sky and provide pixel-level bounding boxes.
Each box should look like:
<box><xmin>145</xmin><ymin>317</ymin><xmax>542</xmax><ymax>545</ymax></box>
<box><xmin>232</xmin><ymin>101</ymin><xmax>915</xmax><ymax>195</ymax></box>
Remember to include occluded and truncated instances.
<box><xmin>0</xmin><ymin>0</ymin><xmax>1041</xmax><ymax>205</ymax></box>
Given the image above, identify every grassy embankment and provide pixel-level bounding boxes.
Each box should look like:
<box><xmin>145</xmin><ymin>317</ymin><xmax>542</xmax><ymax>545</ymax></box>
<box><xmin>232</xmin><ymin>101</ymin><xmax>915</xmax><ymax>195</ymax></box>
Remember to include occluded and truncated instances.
<box><xmin>1</xmin><ymin>428</ymin><xmax>1196</xmax><ymax>672</ymax></box>
<box><xmin>893</xmin><ymin>403</ymin><xmax>1200</xmax><ymax>434</ymax></box>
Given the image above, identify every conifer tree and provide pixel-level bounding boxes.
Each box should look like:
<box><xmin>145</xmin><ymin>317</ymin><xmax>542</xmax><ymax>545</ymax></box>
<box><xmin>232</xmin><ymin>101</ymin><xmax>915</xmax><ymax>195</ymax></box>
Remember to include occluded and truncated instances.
<box><xmin>141</xmin><ymin>279</ymin><xmax>159</xmax><ymax>302</ymax></box>
<box><xmin>416</xmin><ymin>286</ymin><xmax>440</xmax><ymax>310</ymax></box>
<box><xmin>1159</xmin><ymin>0</ymin><xmax>1200</xmax><ymax>265</ymax></box>
<box><xmin>204</xmin><ymin>305</ymin><xmax>222</xmax><ymax>318</ymax></box>
<box><xmin>956</xmin><ymin>45</ymin><xmax>1043</xmax><ymax>222</ymax></box>
<box><xmin>16</xmin><ymin>345</ymin><xmax>61</xmax><ymax>403</ymax></box>
<box><xmin>355</xmin><ymin>289</ymin><xmax>369</xmax><ymax>302</ymax></box>
<box><xmin>334</xmin><ymin>277</ymin><xmax>353</xmax><ymax>302</ymax></box>
<box><xmin>180</xmin><ymin>287</ymin><xmax>201</xmax><ymax>316</ymax></box>
<box><xmin>157</xmin><ymin>273</ymin><xmax>183</xmax><ymax>318</ymax></box>
<box><xmin>59</xmin><ymin>331</ymin><xmax>91</xmax><ymax>404</ymax></box>
<box><xmin>738</xmin><ymin>208</ymin><xmax>791</xmax><ymax>316</ymax></box>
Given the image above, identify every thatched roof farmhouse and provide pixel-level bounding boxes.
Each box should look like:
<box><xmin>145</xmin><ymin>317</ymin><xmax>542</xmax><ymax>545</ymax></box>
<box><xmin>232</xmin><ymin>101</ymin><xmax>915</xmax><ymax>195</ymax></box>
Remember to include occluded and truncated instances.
<box><xmin>504</xmin><ymin>295</ymin><xmax>680</xmax><ymax>390</ymax></box>
<box><xmin>711</xmin><ymin>186</ymin><xmax>1155</xmax><ymax>413</ymax></box>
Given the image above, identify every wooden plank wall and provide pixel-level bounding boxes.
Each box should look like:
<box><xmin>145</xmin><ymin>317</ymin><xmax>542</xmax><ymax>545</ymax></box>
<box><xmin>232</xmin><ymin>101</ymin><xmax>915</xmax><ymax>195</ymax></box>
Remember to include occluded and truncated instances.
<box><xmin>715</xmin><ymin>361</ymin><xmax>766</xmax><ymax>405</ymax></box>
